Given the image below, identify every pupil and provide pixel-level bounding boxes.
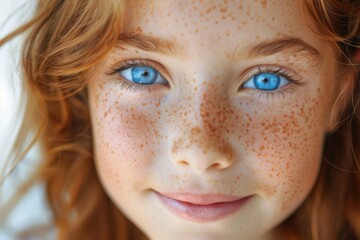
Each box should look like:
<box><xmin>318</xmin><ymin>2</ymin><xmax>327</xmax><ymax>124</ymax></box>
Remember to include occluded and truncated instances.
<box><xmin>142</xmin><ymin>71</ymin><xmax>149</xmax><ymax>77</ymax></box>
<box><xmin>262</xmin><ymin>78</ymin><xmax>269</xmax><ymax>83</ymax></box>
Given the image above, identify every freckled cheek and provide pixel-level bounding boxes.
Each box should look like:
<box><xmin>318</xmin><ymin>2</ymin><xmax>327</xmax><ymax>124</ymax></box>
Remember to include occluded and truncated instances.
<box><xmin>91</xmin><ymin>96</ymin><xmax>161</xmax><ymax>189</ymax></box>
<box><xmin>234</xmin><ymin>100</ymin><xmax>324</xmax><ymax>201</ymax></box>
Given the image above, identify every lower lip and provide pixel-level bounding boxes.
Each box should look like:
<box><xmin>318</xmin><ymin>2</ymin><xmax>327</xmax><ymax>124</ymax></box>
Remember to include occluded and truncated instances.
<box><xmin>156</xmin><ymin>193</ymin><xmax>251</xmax><ymax>223</ymax></box>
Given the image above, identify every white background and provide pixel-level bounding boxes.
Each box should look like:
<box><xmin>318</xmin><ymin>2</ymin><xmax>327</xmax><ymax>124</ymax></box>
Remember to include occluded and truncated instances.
<box><xmin>0</xmin><ymin>1</ymin><xmax>52</xmax><ymax>239</ymax></box>
<box><xmin>0</xmin><ymin>1</ymin><xmax>25</xmax><ymax>162</ymax></box>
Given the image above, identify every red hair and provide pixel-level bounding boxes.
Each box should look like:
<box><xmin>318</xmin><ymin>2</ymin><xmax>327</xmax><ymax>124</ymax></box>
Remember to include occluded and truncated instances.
<box><xmin>0</xmin><ymin>0</ymin><xmax>359</xmax><ymax>239</ymax></box>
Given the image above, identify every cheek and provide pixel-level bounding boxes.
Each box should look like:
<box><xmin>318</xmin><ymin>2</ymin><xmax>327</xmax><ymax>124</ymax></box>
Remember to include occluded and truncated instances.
<box><xmin>237</xmin><ymin>96</ymin><xmax>324</xmax><ymax>210</ymax></box>
<box><xmin>89</xmin><ymin>88</ymin><xmax>161</xmax><ymax>193</ymax></box>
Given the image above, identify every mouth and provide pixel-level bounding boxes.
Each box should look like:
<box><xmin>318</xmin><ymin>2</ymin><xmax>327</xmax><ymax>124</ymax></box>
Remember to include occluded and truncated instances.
<box><xmin>154</xmin><ymin>191</ymin><xmax>252</xmax><ymax>223</ymax></box>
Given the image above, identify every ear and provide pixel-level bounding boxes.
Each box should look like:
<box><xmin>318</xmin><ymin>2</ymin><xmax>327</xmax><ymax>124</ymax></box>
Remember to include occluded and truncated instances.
<box><xmin>327</xmin><ymin>64</ymin><xmax>356</xmax><ymax>133</ymax></box>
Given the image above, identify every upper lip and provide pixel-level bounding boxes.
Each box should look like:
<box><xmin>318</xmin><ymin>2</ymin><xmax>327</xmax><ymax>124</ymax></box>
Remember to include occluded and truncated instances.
<box><xmin>155</xmin><ymin>191</ymin><xmax>245</xmax><ymax>205</ymax></box>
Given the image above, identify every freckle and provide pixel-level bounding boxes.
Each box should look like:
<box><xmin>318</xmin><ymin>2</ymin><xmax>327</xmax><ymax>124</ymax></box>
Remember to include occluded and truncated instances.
<box><xmin>220</xmin><ymin>7</ymin><xmax>227</xmax><ymax>13</ymax></box>
<box><xmin>260</xmin><ymin>0</ymin><xmax>267</xmax><ymax>8</ymax></box>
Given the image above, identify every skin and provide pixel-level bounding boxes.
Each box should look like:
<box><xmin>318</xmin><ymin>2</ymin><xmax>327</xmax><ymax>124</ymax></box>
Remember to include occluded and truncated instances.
<box><xmin>88</xmin><ymin>0</ymin><xmax>346</xmax><ymax>239</ymax></box>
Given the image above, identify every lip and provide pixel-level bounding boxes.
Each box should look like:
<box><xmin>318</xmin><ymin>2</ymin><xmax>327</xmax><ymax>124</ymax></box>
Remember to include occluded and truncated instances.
<box><xmin>155</xmin><ymin>191</ymin><xmax>251</xmax><ymax>223</ymax></box>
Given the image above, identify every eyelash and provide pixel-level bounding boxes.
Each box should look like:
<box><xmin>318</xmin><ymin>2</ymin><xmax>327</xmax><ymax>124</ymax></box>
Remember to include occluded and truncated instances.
<box><xmin>108</xmin><ymin>59</ymin><xmax>166</xmax><ymax>92</ymax></box>
<box><xmin>108</xmin><ymin>60</ymin><xmax>304</xmax><ymax>98</ymax></box>
<box><xmin>242</xmin><ymin>65</ymin><xmax>304</xmax><ymax>99</ymax></box>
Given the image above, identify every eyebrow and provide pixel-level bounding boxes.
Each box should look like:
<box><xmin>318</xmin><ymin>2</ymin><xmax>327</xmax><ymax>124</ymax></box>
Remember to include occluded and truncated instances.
<box><xmin>117</xmin><ymin>33</ymin><xmax>180</xmax><ymax>55</ymax></box>
<box><xmin>117</xmin><ymin>33</ymin><xmax>321</xmax><ymax>63</ymax></box>
<box><xmin>243</xmin><ymin>37</ymin><xmax>321</xmax><ymax>62</ymax></box>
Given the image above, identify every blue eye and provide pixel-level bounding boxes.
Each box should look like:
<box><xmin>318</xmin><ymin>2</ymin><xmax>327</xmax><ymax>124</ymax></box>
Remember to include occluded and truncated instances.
<box><xmin>119</xmin><ymin>66</ymin><xmax>167</xmax><ymax>85</ymax></box>
<box><xmin>243</xmin><ymin>72</ymin><xmax>289</xmax><ymax>91</ymax></box>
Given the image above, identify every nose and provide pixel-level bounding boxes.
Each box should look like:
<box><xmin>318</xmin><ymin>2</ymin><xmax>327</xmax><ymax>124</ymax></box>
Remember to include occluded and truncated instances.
<box><xmin>171</xmin><ymin>126</ymin><xmax>234</xmax><ymax>173</ymax></box>
<box><xmin>169</xmin><ymin>71</ymin><xmax>234</xmax><ymax>173</ymax></box>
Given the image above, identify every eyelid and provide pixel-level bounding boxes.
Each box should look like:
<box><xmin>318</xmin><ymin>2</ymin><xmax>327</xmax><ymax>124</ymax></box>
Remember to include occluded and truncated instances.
<box><xmin>108</xmin><ymin>59</ymin><xmax>171</xmax><ymax>82</ymax></box>
<box><xmin>239</xmin><ymin>65</ymin><xmax>305</xmax><ymax>90</ymax></box>
<box><xmin>105</xmin><ymin>59</ymin><xmax>171</xmax><ymax>92</ymax></box>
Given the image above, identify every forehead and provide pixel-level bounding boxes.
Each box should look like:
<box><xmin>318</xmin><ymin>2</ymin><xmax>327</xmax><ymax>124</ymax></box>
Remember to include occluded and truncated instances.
<box><xmin>121</xmin><ymin>0</ymin><xmax>324</xmax><ymax>58</ymax></box>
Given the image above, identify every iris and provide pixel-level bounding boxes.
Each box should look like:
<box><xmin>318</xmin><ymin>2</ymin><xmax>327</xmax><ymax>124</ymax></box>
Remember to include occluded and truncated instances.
<box><xmin>131</xmin><ymin>66</ymin><xmax>158</xmax><ymax>85</ymax></box>
<box><xmin>253</xmin><ymin>73</ymin><xmax>280</xmax><ymax>91</ymax></box>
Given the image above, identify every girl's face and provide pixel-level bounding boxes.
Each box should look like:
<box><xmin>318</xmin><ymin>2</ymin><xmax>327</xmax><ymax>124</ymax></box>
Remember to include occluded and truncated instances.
<box><xmin>88</xmin><ymin>0</ymin><xmax>342</xmax><ymax>239</ymax></box>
